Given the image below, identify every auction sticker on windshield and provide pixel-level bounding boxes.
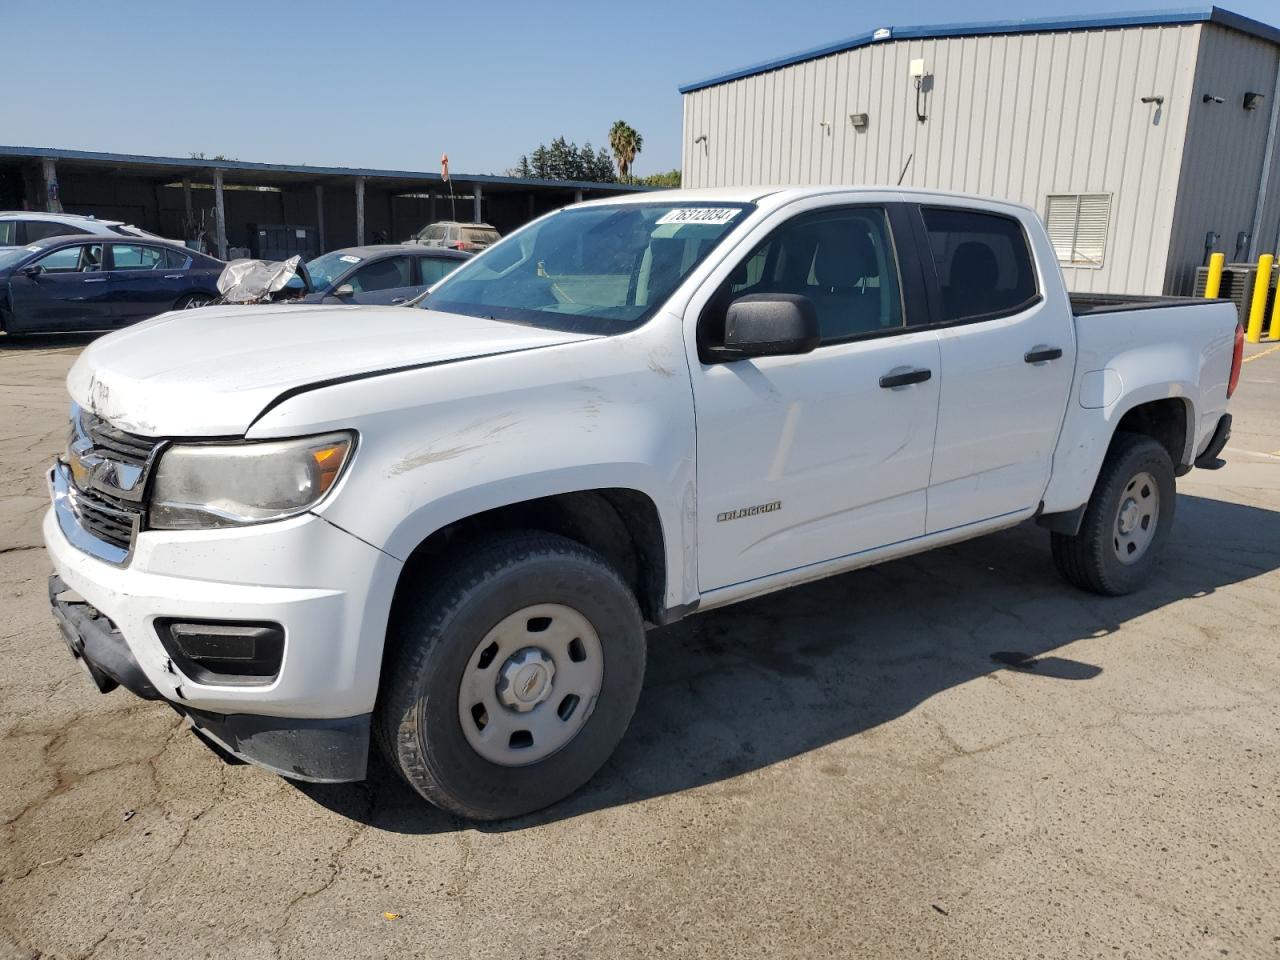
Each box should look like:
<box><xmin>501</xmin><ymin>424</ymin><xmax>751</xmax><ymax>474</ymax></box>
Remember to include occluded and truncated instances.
<box><xmin>655</xmin><ymin>208</ymin><xmax>741</xmax><ymax>226</ymax></box>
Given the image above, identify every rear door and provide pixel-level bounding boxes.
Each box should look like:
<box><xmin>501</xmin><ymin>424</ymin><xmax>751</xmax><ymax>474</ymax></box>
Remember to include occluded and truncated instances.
<box><xmin>911</xmin><ymin>203</ymin><xmax>1076</xmax><ymax>532</ymax></box>
<box><xmin>689</xmin><ymin>199</ymin><xmax>942</xmax><ymax>592</ymax></box>
<box><xmin>106</xmin><ymin>243</ymin><xmax>186</xmax><ymax>322</ymax></box>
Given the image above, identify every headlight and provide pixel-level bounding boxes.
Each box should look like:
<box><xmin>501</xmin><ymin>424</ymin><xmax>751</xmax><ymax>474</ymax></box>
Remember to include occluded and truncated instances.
<box><xmin>149</xmin><ymin>432</ymin><xmax>354</xmax><ymax>530</ymax></box>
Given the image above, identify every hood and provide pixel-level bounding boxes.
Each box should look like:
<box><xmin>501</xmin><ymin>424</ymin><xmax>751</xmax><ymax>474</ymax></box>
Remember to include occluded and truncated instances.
<box><xmin>67</xmin><ymin>304</ymin><xmax>598</xmax><ymax>436</ymax></box>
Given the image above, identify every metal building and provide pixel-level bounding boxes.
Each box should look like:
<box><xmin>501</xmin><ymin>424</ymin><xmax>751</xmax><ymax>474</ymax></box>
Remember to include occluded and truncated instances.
<box><xmin>679</xmin><ymin>7</ymin><xmax>1280</xmax><ymax>295</ymax></box>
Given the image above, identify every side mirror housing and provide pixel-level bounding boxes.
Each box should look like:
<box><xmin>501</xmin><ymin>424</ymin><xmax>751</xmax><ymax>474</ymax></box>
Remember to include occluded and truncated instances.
<box><xmin>711</xmin><ymin>294</ymin><xmax>820</xmax><ymax>360</ymax></box>
<box><xmin>333</xmin><ymin>282</ymin><xmax>355</xmax><ymax>298</ymax></box>
<box><xmin>20</xmin><ymin>264</ymin><xmax>44</xmax><ymax>278</ymax></box>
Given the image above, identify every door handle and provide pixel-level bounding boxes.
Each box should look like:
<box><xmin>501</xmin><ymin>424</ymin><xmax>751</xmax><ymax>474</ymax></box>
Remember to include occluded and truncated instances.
<box><xmin>879</xmin><ymin>367</ymin><xmax>932</xmax><ymax>389</ymax></box>
<box><xmin>391</xmin><ymin>297</ymin><xmax>407</xmax><ymax>304</ymax></box>
<box><xmin>82</xmin><ymin>277</ymin><xmax>107</xmax><ymax>283</ymax></box>
<box><xmin>1024</xmin><ymin>346</ymin><xmax>1063</xmax><ymax>363</ymax></box>
<box><xmin>164</xmin><ymin>274</ymin><xmax>183</xmax><ymax>280</ymax></box>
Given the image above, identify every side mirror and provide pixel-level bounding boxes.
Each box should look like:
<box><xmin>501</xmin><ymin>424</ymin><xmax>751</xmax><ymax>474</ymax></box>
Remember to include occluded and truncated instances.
<box><xmin>20</xmin><ymin>264</ymin><xmax>44</xmax><ymax>278</ymax></box>
<box><xmin>712</xmin><ymin>294</ymin><xmax>820</xmax><ymax>360</ymax></box>
<box><xmin>333</xmin><ymin>283</ymin><xmax>355</xmax><ymax>298</ymax></box>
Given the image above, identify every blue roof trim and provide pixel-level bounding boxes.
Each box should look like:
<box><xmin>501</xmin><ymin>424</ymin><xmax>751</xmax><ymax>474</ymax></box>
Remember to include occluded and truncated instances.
<box><xmin>677</xmin><ymin>6</ymin><xmax>1280</xmax><ymax>94</ymax></box>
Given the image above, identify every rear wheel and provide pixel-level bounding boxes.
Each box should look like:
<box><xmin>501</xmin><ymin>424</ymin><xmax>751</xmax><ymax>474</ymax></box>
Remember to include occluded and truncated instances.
<box><xmin>1051</xmin><ymin>433</ymin><xmax>1176</xmax><ymax>595</ymax></box>
<box><xmin>175</xmin><ymin>293</ymin><xmax>213</xmax><ymax>310</ymax></box>
<box><xmin>376</xmin><ymin>532</ymin><xmax>645</xmax><ymax>820</ymax></box>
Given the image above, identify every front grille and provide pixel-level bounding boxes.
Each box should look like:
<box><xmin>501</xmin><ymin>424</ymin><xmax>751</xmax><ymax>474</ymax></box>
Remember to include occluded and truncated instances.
<box><xmin>71</xmin><ymin>484</ymin><xmax>140</xmax><ymax>551</ymax></box>
<box><xmin>81</xmin><ymin>413</ymin><xmax>161</xmax><ymax>467</ymax></box>
<box><xmin>63</xmin><ymin>408</ymin><xmax>161</xmax><ymax>555</ymax></box>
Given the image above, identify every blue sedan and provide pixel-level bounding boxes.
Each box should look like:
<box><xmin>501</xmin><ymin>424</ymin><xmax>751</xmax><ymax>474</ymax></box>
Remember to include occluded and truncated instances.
<box><xmin>0</xmin><ymin>235</ymin><xmax>223</xmax><ymax>335</ymax></box>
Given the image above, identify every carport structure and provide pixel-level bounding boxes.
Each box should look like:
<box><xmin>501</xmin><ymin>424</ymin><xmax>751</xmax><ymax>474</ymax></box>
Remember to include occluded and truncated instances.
<box><xmin>0</xmin><ymin>146</ymin><xmax>652</xmax><ymax>259</ymax></box>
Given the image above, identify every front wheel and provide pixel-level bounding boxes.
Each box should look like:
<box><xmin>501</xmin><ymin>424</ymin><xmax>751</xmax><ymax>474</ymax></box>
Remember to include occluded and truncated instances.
<box><xmin>1051</xmin><ymin>433</ymin><xmax>1176</xmax><ymax>596</ymax></box>
<box><xmin>376</xmin><ymin>532</ymin><xmax>646</xmax><ymax>820</ymax></box>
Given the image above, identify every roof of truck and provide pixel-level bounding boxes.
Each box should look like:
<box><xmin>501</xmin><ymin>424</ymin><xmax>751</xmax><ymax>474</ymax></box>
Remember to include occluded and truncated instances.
<box><xmin>577</xmin><ymin>185</ymin><xmax>1039</xmax><ymax>217</ymax></box>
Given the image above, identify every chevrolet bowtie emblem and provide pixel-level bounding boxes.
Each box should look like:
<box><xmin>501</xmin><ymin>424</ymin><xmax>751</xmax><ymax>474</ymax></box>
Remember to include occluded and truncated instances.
<box><xmin>69</xmin><ymin>449</ymin><xmax>144</xmax><ymax>495</ymax></box>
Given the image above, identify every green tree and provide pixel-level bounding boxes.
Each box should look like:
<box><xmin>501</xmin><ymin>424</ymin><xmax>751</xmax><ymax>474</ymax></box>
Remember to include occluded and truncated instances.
<box><xmin>511</xmin><ymin>138</ymin><xmax>617</xmax><ymax>183</ymax></box>
<box><xmin>638</xmin><ymin>169</ymin><xmax>681</xmax><ymax>188</ymax></box>
<box><xmin>608</xmin><ymin>121</ymin><xmax>643</xmax><ymax>183</ymax></box>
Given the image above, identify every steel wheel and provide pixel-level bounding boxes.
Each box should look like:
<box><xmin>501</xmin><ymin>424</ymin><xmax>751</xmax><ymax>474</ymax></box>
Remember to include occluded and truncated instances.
<box><xmin>457</xmin><ymin>603</ymin><xmax>604</xmax><ymax>767</ymax></box>
<box><xmin>1113</xmin><ymin>470</ymin><xmax>1160</xmax><ymax>564</ymax></box>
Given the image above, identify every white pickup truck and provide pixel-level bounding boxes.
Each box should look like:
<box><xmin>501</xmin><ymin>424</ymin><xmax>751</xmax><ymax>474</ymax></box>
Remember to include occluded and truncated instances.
<box><xmin>44</xmin><ymin>187</ymin><xmax>1242</xmax><ymax>819</ymax></box>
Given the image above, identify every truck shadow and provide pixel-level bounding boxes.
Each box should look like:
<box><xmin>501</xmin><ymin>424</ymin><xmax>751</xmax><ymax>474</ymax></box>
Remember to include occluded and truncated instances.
<box><xmin>294</xmin><ymin>492</ymin><xmax>1280</xmax><ymax>833</ymax></box>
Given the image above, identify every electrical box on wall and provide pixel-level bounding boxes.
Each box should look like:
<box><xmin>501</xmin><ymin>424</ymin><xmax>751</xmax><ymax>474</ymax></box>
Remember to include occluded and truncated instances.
<box><xmin>909</xmin><ymin>58</ymin><xmax>927</xmax><ymax>78</ymax></box>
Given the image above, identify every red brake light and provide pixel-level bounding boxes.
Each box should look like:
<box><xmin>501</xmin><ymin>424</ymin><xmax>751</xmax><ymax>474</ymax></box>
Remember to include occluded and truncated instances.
<box><xmin>1227</xmin><ymin>323</ymin><xmax>1244</xmax><ymax>398</ymax></box>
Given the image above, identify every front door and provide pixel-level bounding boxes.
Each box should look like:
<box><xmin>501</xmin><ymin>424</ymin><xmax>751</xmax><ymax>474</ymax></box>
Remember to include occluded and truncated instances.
<box><xmin>7</xmin><ymin>243</ymin><xmax>112</xmax><ymax>333</ymax></box>
<box><xmin>912</xmin><ymin>204</ymin><xmax>1077</xmax><ymax>532</ymax></box>
<box><xmin>327</xmin><ymin>255</ymin><xmax>414</xmax><ymax>304</ymax></box>
<box><xmin>690</xmin><ymin>203</ymin><xmax>941</xmax><ymax>593</ymax></box>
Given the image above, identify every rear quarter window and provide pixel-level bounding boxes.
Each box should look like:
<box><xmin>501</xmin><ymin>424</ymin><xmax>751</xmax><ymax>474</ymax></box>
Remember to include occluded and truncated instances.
<box><xmin>921</xmin><ymin>208</ymin><xmax>1039</xmax><ymax>322</ymax></box>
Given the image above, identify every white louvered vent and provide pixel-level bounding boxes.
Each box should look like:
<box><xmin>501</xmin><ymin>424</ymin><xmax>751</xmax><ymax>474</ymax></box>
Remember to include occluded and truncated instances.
<box><xmin>1045</xmin><ymin>193</ymin><xmax>1111</xmax><ymax>267</ymax></box>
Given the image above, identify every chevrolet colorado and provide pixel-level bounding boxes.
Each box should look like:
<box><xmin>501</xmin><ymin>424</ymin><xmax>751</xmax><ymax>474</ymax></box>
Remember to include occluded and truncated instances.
<box><xmin>44</xmin><ymin>187</ymin><xmax>1242</xmax><ymax>819</ymax></box>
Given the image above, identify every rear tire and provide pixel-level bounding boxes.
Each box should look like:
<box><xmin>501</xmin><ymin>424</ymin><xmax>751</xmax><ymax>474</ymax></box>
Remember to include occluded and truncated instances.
<box><xmin>1051</xmin><ymin>432</ymin><xmax>1176</xmax><ymax>596</ymax></box>
<box><xmin>175</xmin><ymin>293</ymin><xmax>213</xmax><ymax>310</ymax></box>
<box><xmin>375</xmin><ymin>532</ymin><xmax>646</xmax><ymax>820</ymax></box>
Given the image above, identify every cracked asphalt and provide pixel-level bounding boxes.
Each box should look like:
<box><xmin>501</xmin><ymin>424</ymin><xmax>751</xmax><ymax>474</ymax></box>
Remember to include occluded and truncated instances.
<box><xmin>2</xmin><ymin>334</ymin><xmax>1278</xmax><ymax>959</ymax></box>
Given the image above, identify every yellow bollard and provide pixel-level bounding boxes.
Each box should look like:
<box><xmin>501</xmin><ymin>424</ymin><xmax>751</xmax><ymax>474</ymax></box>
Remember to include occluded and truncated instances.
<box><xmin>1204</xmin><ymin>252</ymin><xmax>1225</xmax><ymax>299</ymax></box>
<box><xmin>1270</xmin><ymin>259</ymin><xmax>1280</xmax><ymax>341</ymax></box>
<box><xmin>1246</xmin><ymin>254</ymin><xmax>1273</xmax><ymax>343</ymax></box>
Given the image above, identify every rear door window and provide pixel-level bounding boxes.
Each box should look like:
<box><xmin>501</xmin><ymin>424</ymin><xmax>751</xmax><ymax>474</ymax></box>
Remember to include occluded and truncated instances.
<box><xmin>109</xmin><ymin>244</ymin><xmax>166</xmax><ymax>270</ymax></box>
<box><xmin>417</xmin><ymin>256</ymin><xmax>462</xmax><ymax>286</ymax></box>
<box><xmin>163</xmin><ymin>247</ymin><xmax>191</xmax><ymax>269</ymax></box>
<box><xmin>920</xmin><ymin>208</ymin><xmax>1039</xmax><ymax>322</ymax></box>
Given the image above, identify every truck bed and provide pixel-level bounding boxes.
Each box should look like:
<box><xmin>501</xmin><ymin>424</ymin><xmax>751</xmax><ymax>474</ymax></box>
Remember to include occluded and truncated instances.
<box><xmin>1070</xmin><ymin>293</ymin><xmax>1219</xmax><ymax>316</ymax></box>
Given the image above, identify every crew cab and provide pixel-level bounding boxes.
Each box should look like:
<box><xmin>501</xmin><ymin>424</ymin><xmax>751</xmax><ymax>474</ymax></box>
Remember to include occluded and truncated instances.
<box><xmin>43</xmin><ymin>187</ymin><xmax>1242</xmax><ymax>820</ymax></box>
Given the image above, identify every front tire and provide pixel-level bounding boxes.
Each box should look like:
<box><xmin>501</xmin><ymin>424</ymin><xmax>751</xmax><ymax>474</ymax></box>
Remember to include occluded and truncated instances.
<box><xmin>1051</xmin><ymin>433</ymin><xmax>1176</xmax><ymax>596</ymax></box>
<box><xmin>376</xmin><ymin>532</ymin><xmax>646</xmax><ymax>820</ymax></box>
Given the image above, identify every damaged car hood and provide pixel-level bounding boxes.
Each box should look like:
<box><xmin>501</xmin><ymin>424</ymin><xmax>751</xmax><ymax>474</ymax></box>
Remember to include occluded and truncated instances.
<box><xmin>68</xmin><ymin>304</ymin><xmax>598</xmax><ymax>436</ymax></box>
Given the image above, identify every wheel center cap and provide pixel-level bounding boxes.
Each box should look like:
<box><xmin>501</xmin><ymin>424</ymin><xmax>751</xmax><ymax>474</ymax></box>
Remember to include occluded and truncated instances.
<box><xmin>515</xmin><ymin>664</ymin><xmax>547</xmax><ymax>702</ymax></box>
<box><xmin>1118</xmin><ymin>499</ymin><xmax>1140</xmax><ymax>534</ymax></box>
<box><xmin>496</xmin><ymin>648</ymin><xmax>556</xmax><ymax>712</ymax></box>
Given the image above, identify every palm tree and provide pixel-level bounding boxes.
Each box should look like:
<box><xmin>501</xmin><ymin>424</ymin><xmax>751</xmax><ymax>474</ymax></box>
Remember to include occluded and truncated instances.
<box><xmin>609</xmin><ymin>121</ymin><xmax>643</xmax><ymax>184</ymax></box>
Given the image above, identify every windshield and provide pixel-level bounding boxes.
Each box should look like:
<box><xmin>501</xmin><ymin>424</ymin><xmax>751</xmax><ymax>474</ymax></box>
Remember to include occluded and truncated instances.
<box><xmin>419</xmin><ymin>203</ymin><xmax>751</xmax><ymax>334</ymax></box>
<box><xmin>305</xmin><ymin>250</ymin><xmax>362</xmax><ymax>289</ymax></box>
<box><xmin>415</xmin><ymin>225</ymin><xmax>448</xmax><ymax>243</ymax></box>
<box><xmin>0</xmin><ymin>246</ymin><xmax>35</xmax><ymax>271</ymax></box>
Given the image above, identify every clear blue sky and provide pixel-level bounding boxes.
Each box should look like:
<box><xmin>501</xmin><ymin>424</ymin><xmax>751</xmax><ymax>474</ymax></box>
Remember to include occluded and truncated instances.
<box><xmin>5</xmin><ymin>0</ymin><xmax>1277</xmax><ymax>177</ymax></box>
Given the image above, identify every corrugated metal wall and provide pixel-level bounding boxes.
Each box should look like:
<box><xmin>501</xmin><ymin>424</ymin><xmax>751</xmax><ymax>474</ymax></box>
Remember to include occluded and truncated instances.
<box><xmin>1166</xmin><ymin>24</ymin><xmax>1280</xmax><ymax>294</ymax></box>
<box><xmin>681</xmin><ymin>24</ymin><xmax>1204</xmax><ymax>294</ymax></box>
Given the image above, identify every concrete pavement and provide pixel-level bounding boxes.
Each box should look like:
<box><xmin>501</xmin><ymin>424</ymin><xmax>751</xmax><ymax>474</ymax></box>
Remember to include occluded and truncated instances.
<box><xmin>1</xmin><ymin>334</ymin><xmax>1278</xmax><ymax>959</ymax></box>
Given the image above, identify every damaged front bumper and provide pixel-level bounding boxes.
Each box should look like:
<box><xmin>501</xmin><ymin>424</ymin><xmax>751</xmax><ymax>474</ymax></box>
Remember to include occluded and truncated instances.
<box><xmin>49</xmin><ymin>573</ymin><xmax>370</xmax><ymax>782</ymax></box>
